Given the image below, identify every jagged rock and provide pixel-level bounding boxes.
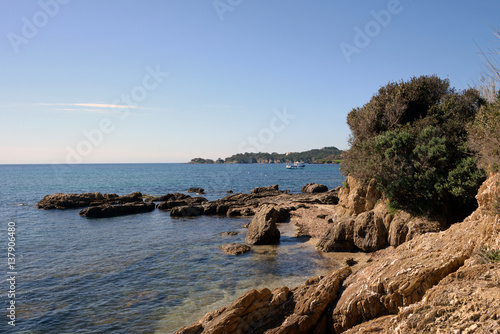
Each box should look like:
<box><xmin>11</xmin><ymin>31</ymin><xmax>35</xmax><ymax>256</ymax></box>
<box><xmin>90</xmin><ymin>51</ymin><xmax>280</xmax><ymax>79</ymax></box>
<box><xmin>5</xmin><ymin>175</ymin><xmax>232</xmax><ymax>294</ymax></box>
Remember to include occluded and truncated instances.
<box><xmin>79</xmin><ymin>202</ymin><xmax>155</xmax><ymax>218</ymax></box>
<box><xmin>337</xmin><ymin>176</ymin><xmax>382</xmax><ymax>217</ymax></box>
<box><xmin>174</xmin><ymin>266</ymin><xmax>351</xmax><ymax>334</ymax></box>
<box><xmin>245</xmin><ymin>204</ymin><xmax>281</xmax><ymax>245</ymax></box>
<box><xmin>364</xmin><ymin>179</ymin><xmax>381</xmax><ymax>211</ymax></box>
<box><xmin>251</xmin><ymin>184</ymin><xmax>280</xmax><ymax>194</ymax></box>
<box><xmin>316</xmin><ymin>217</ymin><xmax>356</xmax><ymax>252</ymax></box>
<box><xmin>302</xmin><ymin>183</ymin><xmax>328</xmax><ymax>193</ymax></box>
<box><xmin>353</xmin><ymin>210</ymin><xmax>387</xmax><ymax>252</ymax></box>
<box><xmin>37</xmin><ymin>192</ymin><xmax>143</xmax><ymax>210</ymax></box>
<box><xmin>220</xmin><ymin>243</ymin><xmax>251</xmax><ymax>255</ymax></box>
<box><xmin>170</xmin><ymin>205</ymin><xmax>204</xmax><ymax>217</ymax></box>
<box><xmin>226</xmin><ymin>190</ymin><xmax>233</xmax><ymax>193</ymax></box>
<box><xmin>188</xmin><ymin>187</ymin><xmax>205</xmax><ymax>194</ymax></box>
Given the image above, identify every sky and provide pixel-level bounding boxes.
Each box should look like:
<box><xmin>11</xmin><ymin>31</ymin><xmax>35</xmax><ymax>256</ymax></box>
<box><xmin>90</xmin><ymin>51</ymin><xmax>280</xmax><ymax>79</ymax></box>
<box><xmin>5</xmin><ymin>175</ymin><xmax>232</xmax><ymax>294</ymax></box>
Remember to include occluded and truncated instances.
<box><xmin>0</xmin><ymin>0</ymin><xmax>499</xmax><ymax>164</ymax></box>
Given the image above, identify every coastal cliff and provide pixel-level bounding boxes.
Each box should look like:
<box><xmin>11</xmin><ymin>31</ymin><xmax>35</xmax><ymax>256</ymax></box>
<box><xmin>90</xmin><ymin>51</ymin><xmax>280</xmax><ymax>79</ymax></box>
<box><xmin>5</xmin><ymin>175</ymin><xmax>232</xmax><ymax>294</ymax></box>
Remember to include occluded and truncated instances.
<box><xmin>174</xmin><ymin>174</ymin><xmax>500</xmax><ymax>333</ymax></box>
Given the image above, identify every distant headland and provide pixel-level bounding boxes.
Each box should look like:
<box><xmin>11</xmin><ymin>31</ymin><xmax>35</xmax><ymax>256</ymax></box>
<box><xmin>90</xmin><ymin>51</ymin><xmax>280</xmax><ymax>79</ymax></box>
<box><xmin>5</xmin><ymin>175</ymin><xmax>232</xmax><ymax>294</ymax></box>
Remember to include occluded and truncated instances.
<box><xmin>189</xmin><ymin>146</ymin><xmax>343</xmax><ymax>164</ymax></box>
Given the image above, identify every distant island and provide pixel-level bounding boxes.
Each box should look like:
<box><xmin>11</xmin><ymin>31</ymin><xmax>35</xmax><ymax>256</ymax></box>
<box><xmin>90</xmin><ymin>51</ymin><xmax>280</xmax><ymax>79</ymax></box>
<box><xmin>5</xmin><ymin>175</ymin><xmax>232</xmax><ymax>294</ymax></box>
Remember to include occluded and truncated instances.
<box><xmin>189</xmin><ymin>146</ymin><xmax>343</xmax><ymax>164</ymax></box>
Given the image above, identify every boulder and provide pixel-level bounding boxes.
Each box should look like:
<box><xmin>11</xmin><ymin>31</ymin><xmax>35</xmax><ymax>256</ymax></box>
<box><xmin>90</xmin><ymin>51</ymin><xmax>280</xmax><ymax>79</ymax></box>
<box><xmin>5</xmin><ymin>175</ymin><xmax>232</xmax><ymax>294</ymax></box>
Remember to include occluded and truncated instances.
<box><xmin>316</xmin><ymin>217</ymin><xmax>356</xmax><ymax>252</ymax></box>
<box><xmin>220</xmin><ymin>243</ymin><xmax>251</xmax><ymax>255</ymax></box>
<box><xmin>353</xmin><ymin>210</ymin><xmax>387</xmax><ymax>252</ymax></box>
<box><xmin>187</xmin><ymin>188</ymin><xmax>205</xmax><ymax>194</ymax></box>
<box><xmin>79</xmin><ymin>202</ymin><xmax>155</xmax><ymax>218</ymax></box>
<box><xmin>170</xmin><ymin>206</ymin><xmax>204</xmax><ymax>217</ymax></box>
<box><xmin>302</xmin><ymin>183</ymin><xmax>328</xmax><ymax>193</ymax></box>
<box><xmin>245</xmin><ymin>204</ymin><xmax>281</xmax><ymax>245</ymax></box>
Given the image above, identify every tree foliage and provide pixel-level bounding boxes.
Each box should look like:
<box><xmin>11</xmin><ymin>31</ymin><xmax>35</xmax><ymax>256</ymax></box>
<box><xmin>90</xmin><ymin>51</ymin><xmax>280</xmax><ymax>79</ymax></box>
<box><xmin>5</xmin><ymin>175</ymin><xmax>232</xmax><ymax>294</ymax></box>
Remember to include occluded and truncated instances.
<box><xmin>342</xmin><ymin>75</ymin><xmax>486</xmax><ymax>220</ymax></box>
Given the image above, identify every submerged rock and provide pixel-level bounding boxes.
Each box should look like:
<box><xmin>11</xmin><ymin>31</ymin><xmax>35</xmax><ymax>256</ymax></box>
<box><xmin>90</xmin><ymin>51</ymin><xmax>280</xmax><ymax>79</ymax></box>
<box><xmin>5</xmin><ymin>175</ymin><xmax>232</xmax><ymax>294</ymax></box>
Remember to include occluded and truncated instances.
<box><xmin>220</xmin><ymin>243</ymin><xmax>251</xmax><ymax>255</ymax></box>
<box><xmin>79</xmin><ymin>202</ymin><xmax>155</xmax><ymax>218</ymax></box>
<box><xmin>245</xmin><ymin>204</ymin><xmax>281</xmax><ymax>245</ymax></box>
<box><xmin>187</xmin><ymin>187</ymin><xmax>205</xmax><ymax>194</ymax></box>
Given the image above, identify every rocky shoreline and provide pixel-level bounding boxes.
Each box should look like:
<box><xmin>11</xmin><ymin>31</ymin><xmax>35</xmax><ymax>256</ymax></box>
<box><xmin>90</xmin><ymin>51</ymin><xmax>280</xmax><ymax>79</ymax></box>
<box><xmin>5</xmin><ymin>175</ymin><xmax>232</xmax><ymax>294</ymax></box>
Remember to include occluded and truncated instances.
<box><xmin>36</xmin><ymin>175</ymin><xmax>500</xmax><ymax>333</ymax></box>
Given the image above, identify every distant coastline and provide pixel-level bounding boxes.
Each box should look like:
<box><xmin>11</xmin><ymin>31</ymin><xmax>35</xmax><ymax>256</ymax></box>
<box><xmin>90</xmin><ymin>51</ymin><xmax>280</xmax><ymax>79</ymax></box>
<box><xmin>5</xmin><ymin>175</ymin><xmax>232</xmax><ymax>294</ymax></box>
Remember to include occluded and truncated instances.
<box><xmin>189</xmin><ymin>146</ymin><xmax>343</xmax><ymax>164</ymax></box>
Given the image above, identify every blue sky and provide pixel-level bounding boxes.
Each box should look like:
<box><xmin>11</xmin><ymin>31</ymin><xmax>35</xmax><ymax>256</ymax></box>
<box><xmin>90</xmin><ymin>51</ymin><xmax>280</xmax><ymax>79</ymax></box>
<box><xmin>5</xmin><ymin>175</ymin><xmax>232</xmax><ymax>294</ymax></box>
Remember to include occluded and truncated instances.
<box><xmin>0</xmin><ymin>0</ymin><xmax>499</xmax><ymax>164</ymax></box>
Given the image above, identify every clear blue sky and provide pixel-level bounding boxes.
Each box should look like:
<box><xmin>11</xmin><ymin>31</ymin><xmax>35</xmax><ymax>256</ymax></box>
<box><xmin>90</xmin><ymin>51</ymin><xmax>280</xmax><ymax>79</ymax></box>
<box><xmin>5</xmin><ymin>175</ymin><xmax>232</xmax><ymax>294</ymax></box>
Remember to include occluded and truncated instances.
<box><xmin>0</xmin><ymin>0</ymin><xmax>499</xmax><ymax>164</ymax></box>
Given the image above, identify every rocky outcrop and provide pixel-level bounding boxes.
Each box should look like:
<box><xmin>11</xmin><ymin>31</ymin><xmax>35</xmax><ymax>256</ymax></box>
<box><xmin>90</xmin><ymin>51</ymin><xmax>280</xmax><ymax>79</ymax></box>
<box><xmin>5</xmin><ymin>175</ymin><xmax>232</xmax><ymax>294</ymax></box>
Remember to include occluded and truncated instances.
<box><xmin>302</xmin><ymin>183</ymin><xmax>328</xmax><ymax>193</ymax></box>
<box><xmin>245</xmin><ymin>204</ymin><xmax>281</xmax><ymax>245</ymax></box>
<box><xmin>174</xmin><ymin>266</ymin><xmax>352</xmax><ymax>334</ymax></box>
<box><xmin>148</xmin><ymin>192</ymin><xmax>190</xmax><ymax>202</ymax></box>
<box><xmin>37</xmin><ymin>192</ymin><xmax>143</xmax><ymax>209</ymax></box>
<box><xmin>187</xmin><ymin>188</ymin><xmax>205</xmax><ymax>194</ymax></box>
<box><xmin>174</xmin><ymin>174</ymin><xmax>500</xmax><ymax>333</ymax></box>
<box><xmin>250</xmin><ymin>184</ymin><xmax>281</xmax><ymax>194</ymax></box>
<box><xmin>170</xmin><ymin>205</ymin><xmax>204</xmax><ymax>217</ymax></box>
<box><xmin>220</xmin><ymin>243</ymin><xmax>251</xmax><ymax>255</ymax></box>
<box><xmin>156</xmin><ymin>195</ymin><xmax>208</xmax><ymax>211</ymax></box>
<box><xmin>318</xmin><ymin>178</ymin><xmax>444</xmax><ymax>253</ymax></box>
<box><xmin>79</xmin><ymin>202</ymin><xmax>155</xmax><ymax>218</ymax></box>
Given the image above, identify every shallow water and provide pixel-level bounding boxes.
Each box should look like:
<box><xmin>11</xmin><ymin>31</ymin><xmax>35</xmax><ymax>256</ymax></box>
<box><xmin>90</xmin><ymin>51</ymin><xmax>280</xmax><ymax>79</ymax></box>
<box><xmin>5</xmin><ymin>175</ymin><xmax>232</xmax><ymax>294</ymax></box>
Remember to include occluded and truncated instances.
<box><xmin>0</xmin><ymin>163</ymin><xmax>344</xmax><ymax>333</ymax></box>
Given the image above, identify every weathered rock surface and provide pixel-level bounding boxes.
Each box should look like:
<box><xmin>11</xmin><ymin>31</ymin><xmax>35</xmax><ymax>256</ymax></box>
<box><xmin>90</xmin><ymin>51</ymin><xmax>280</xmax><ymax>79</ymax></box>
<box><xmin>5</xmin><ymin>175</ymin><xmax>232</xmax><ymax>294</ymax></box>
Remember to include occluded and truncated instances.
<box><xmin>174</xmin><ymin>266</ymin><xmax>352</xmax><ymax>334</ymax></box>
<box><xmin>245</xmin><ymin>204</ymin><xmax>281</xmax><ymax>245</ymax></box>
<box><xmin>302</xmin><ymin>183</ymin><xmax>328</xmax><ymax>193</ymax></box>
<box><xmin>37</xmin><ymin>192</ymin><xmax>143</xmax><ymax>209</ymax></box>
<box><xmin>316</xmin><ymin>217</ymin><xmax>356</xmax><ymax>252</ymax></box>
<box><xmin>79</xmin><ymin>202</ymin><xmax>155</xmax><ymax>218</ymax></box>
<box><xmin>220</xmin><ymin>243</ymin><xmax>251</xmax><ymax>255</ymax></box>
<box><xmin>330</xmin><ymin>174</ymin><xmax>500</xmax><ymax>332</ymax></box>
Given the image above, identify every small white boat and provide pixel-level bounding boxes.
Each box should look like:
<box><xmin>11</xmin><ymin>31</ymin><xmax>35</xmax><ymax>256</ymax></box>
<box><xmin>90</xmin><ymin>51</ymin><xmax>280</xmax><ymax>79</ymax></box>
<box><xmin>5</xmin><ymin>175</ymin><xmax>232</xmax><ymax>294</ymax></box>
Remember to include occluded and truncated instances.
<box><xmin>286</xmin><ymin>162</ymin><xmax>305</xmax><ymax>169</ymax></box>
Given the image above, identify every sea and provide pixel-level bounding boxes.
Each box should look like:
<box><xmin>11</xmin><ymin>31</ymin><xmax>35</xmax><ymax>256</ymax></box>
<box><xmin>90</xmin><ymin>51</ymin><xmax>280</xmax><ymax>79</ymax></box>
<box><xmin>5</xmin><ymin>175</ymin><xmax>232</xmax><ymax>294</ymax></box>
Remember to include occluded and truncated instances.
<box><xmin>0</xmin><ymin>163</ymin><xmax>345</xmax><ymax>334</ymax></box>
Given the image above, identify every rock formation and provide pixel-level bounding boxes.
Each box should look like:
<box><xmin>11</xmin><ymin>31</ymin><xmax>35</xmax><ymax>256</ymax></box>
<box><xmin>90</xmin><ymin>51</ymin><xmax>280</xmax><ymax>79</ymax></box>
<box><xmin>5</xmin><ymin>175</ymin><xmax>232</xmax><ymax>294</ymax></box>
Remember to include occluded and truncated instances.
<box><xmin>37</xmin><ymin>191</ymin><xmax>143</xmax><ymax>209</ymax></box>
<box><xmin>174</xmin><ymin>174</ymin><xmax>500</xmax><ymax>333</ymax></box>
<box><xmin>79</xmin><ymin>202</ymin><xmax>155</xmax><ymax>218</ymax></box>
<box><xmin>302</xmin><ymin>183</ymin><xmax>328</xmax><ymax>193</ymax></box>
<box><xmin>220</xmin><ymin>243</ymin><xmax>251</xmax><ymax>255</ymax></box>
<box><xmin>245</xmin><ymin>204</ymin><xmax>281</xmax><ymax>245</ymax></box>
<box><xmin>187</xmin><ymin>187</ymin><xmax>205</xmax><ymax>194</ymax></box>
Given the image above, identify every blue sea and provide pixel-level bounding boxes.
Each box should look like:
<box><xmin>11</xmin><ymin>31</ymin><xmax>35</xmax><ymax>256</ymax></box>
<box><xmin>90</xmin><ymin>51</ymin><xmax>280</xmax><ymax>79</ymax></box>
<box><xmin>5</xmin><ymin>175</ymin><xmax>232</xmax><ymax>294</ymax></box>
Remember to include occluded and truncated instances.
<box><xmin>0</xmin><ymin>163</ymin><xmax>345</xmax><ymax>333</ymax></box>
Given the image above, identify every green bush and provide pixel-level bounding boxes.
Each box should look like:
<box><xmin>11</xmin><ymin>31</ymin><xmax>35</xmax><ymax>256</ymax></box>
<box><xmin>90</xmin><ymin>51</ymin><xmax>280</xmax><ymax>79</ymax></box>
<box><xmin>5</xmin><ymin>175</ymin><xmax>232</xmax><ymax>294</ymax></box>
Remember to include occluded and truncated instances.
<box><xmin>468</xmin><ymin>92</ymin><xmax>500</xmax><ymax>173</ymax></box>
<box><xmin>342</xmin><ymin>75</ymin><xmax>486</xmax><ymax>221</ymax></box>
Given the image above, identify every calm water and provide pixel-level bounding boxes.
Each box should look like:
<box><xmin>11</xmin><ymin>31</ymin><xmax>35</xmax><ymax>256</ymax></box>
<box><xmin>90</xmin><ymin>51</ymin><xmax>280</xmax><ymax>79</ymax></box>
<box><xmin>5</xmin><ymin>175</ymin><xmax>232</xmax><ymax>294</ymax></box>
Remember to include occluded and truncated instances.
<box><xmin>0</xmin><ymin>163</ymin><xmax>345</xmax><ymax>333</ymax></box>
